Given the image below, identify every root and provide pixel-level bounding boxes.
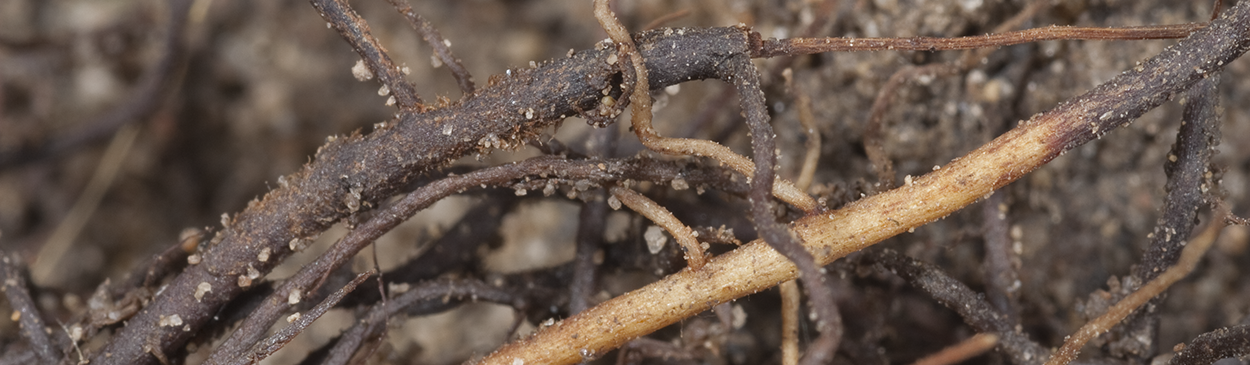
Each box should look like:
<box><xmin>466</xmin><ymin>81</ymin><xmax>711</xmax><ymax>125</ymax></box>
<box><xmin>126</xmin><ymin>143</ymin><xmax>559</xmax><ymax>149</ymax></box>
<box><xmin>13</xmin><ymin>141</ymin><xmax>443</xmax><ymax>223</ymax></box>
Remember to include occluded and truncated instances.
<box><xmin>911</xmin><ymin>334</ymin><xmax>999</xmax><ymax>365</ymax></box>
<box><xmin>608</xmin><ymin>185</ymin><xmax>707</xmax><ymax>269</ymax></box>
<box><xmin>1046</xmin><ymin>218</ymin><xmax>1226</xmax><ymax>365</ymax></box>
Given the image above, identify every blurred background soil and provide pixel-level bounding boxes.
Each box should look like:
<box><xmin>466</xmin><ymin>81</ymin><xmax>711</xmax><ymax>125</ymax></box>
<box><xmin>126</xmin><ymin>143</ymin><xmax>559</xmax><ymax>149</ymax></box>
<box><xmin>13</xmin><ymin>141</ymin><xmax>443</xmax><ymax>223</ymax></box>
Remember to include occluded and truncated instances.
<box><xmin>1</xmin><ymin>0</ymin><xmax>1249</xmax><ymax>364</ymax></box>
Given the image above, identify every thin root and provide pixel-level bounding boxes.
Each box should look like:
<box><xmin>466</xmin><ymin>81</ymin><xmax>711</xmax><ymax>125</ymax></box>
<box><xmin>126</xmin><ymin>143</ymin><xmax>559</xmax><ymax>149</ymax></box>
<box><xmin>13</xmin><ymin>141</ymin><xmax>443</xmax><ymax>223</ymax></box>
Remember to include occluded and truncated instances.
<box><xmin>385</xmin><ymin>0</ymin><xmax>475</xmax><ymax>97</ymax></box>
<box><xmin>911</xmin><ymin>333</ymin><xmax>999</xmax><ymax>365</ymax></box>
<box><xmin>779</xmin><ymin>280</ymin><xmax>801</xmax><ymax>365</ymax></box>
<box><xmin>756</xmin><ymin>23</ymin><xmax>1205</xmax><ymax>57</ymax></box>
<box><xmin>787</xmin><ymin>69</ymin><xmax>821</xmax><ymax>193</ymax></box>
<box><xmin>1045</xmin><ymin>218</ymin><xmax>1226</xmax><ymax>365</ymax></box>
<box><xmin>609</xmin><ymin>185</ymin><xmax>707</xmax><ymax>269</ymax></box>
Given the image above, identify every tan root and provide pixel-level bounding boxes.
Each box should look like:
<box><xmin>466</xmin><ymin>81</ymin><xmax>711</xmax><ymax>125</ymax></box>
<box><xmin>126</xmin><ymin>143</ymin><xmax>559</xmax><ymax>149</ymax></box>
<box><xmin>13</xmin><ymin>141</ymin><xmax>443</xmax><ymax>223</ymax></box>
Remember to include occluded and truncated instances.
<box><xmin>911</xmin><ymin>333</ymin><xmax>999</xmax><ymax>365</ymax></box>
<box><xmin>1044</xmin><ymin>220</ymin><xmax>1226</xmax><ymax>365</ymax></box>
<box><xmin>608</xmin><ymin>185</ymin><xmax>707</xmax><ymax>269</ymax></box>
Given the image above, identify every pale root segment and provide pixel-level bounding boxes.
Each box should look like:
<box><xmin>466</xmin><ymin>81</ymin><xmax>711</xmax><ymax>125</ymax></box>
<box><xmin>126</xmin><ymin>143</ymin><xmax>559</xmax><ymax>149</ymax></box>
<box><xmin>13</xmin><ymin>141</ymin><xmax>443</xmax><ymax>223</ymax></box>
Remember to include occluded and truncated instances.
<box><xmin>780</xmin><ymin>72</ymin><xmax>818</xmax><ymax>365</ymax></box>
<box><xmin>1045</xmin><ymin>220</ymin><xmax>1225</xmax><ymax>365</ymax></box>
<box><xmin>609</xmin><ymin>186</ymin><xmax>707</xmax><ymax>269</ymax></box>
<box><xmin>911</xmin><ymin>333</ymin><xmax>1000</xmax><ymax>365</ymax></box>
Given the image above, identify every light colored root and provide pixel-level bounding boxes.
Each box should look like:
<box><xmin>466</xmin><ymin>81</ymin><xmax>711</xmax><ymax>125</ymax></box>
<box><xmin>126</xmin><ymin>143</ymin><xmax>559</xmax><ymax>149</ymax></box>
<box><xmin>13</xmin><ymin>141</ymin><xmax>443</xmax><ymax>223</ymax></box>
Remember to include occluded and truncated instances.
<box><xmin>911</xmin><ymin>333</ymin><xmax>999</xmax><ymax>365</ymax></box>
<box><xmin>789</xmin><ymin>69</ymin><xmax>821</xmax><ymax>193</ymax></box>
<box><xmin>795</xmin><ymin>110</ymin><xmax>820</xmax><ymax>193</ymax></box>
<box><xmin>650</xmin><ymin>138</ymin><xmax>817</xmax><ymax>212</ymax></box>
<box><xmin>32</xmin><ymin>124</ymin><xmax>140</xmax><ymax>285</ymax></box>
<box><xmin>609</xmin><ymin>185</ymin><xmax>707</xmax><ymax>269</ymax></box>
<box><xmin>780</xmin><ymin>69</ymin><xmax>821</xmax><ymax>365</ymax></box>
<box><xmin>779</xmin><ymin>280</ymin><xmax>802</xmax><ymax>365</ymax></box>
<box><xmin>1044</xmin><ymin>219</ymin><xmax>1225</xmax><ymax>365</ymax></box>
<box><xmin>594</xmin><ymin>0</ymin><xmax>817</xmax><ymax>213</ymax></box>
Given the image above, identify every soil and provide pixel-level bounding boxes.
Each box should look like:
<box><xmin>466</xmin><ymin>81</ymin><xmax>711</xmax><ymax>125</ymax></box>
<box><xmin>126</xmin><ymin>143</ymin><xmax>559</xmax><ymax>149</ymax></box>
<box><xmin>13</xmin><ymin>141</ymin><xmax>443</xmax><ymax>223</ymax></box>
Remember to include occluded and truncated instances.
<box><xmin>1</xmin><ymin>0</ymin><xmax>1248</xmax><ymax>364</ymax></box>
